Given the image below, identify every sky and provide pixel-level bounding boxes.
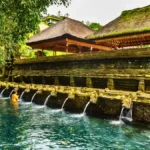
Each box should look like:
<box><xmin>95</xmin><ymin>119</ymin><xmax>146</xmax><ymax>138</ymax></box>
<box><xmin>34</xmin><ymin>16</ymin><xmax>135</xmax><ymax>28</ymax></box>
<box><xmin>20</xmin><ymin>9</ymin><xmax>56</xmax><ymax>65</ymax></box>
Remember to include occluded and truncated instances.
<box><xmin>47</xmin><ymin>0</ymin><xmax>150</xmax><ymax>25</ymax></box>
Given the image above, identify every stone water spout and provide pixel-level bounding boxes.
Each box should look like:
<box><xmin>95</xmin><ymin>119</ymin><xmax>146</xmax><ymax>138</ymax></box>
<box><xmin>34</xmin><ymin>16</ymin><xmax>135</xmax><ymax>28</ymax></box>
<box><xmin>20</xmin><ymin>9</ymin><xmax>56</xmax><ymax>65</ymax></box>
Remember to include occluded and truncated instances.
<box><xmin>58</xmin><ymin>86</ymin><xmax>65</xmax><ymax>93</ymax></box>
<box><xmin>82</xmin><ymin>92</ymin><xmax>98</xmax><ymax>114</ymax></box>
<box><xmin>25</xmin><ymin>88</ymin><xmax>30</xmax><ymax>93</ymax></box>
<box><xmin>122</xmin><ymin>96</ymin><xmax>132</xmax><ymax>111</ymax></box>
<box><xmin>120</xmin><ymin>95</ymin><xmax>133</xmax><ymax>123</ymax></box>
<box><xmin>6</xmin><ymin>85</ymin><xmax>9</xmax><ymax>90</ymax></box>
<box><xmin>18</xmin><ymin>84</ymin><xmax>26</xmax><ymax>89</ymax></box>
<box><xmin>90</xmin><ymin>92</ymin><xmax>98</xmax><ymax>104</ymax></box>
<box><xmin>13</xmin><ymin>84</ymin><xmax>19</xmax><ymax>88</ymax></box>
<box><xmin>51</xmin><ymin>88</ymin><xmax>57</xmax><ymax>97</ymax></box>
<box><xmin>31</xmin><ymin>90</ymin><xmax>42</xmax><ymax>103</ymax></box>
<box><xmin>9</xmin><ymin>87</ymin><xmax>19</xmax><ymax>98</ymax></box>
<box><xmin>68</xmin><ymin>90</ymin><xmax>75</xmax><ymax>100</ymax></box>
<box><xmin>61</xmin><ymin>91</ymin><xmax>75</xmax><ymax>110</ymax></box>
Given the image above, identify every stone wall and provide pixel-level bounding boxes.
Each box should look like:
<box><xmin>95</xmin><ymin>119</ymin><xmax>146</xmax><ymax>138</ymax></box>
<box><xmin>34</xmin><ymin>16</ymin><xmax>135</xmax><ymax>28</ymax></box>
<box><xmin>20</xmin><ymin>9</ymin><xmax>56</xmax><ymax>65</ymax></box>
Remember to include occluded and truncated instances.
<box><xmin>11</xmin><ymin>48</ymin><xmax>150</xmax><ymax>92</ymax></box>
<box><xmin>1</xmin><ymin>82</ymin><xmax>150</xmax><ymax>123</ymax></box>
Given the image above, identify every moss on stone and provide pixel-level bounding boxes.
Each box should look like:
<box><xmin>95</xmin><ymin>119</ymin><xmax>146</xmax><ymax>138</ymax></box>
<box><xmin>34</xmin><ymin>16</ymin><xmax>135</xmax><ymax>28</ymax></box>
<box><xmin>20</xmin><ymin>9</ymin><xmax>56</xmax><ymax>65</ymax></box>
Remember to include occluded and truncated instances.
<box><xmin>121</xmin><ymin>5</ymin><xmax>150</xmax><ymax>20</ymax></box>
<box><xmin>99</xmin><ymin>28</ymin><xmax>150</xmax><ymax>39</ymax></box>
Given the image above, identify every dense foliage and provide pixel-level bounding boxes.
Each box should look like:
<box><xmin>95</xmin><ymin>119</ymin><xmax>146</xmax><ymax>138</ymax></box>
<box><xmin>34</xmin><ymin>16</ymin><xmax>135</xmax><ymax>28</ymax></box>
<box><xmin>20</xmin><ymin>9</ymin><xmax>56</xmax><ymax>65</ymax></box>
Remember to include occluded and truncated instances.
<box><xmin>86</xmin><ymin>21</ymin><xmax>102</xmax><ymax>31</ymax></box>
<box><xmin>89</xmin><ymin>22</ymin><xmax>102</xmax><ymax>31</ymax></box>
<box><xmin>0</xmin><ymin>0</ymin><xmax>70</xmax><ymax>60</ymax></box>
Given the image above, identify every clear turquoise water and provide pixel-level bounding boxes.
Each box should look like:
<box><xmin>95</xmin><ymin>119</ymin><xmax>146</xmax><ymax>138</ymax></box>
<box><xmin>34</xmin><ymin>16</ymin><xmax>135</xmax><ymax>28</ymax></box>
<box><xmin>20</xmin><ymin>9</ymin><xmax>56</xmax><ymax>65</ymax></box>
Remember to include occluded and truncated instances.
<box><xmin>0</xmin><ymin>99</ymin><xmax>150</xmax><ymax>150</ymax></box>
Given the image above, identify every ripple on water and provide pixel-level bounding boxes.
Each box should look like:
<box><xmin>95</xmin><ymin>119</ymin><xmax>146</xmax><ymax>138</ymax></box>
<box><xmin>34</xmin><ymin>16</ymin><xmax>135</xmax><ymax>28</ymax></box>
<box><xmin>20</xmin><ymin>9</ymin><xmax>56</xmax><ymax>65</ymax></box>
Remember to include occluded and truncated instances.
<box><xmin>0</xmin><ymin>99</ymin><xmax>150</xmax><ymax>149</ymax></box>
<box><xmin>20</xmin><ymin>101</ymin><xmax>32</xmax><ymax>105</ymax></box>
<box><xmin>70</xmin><ymin>113</ymin><xmax>85</xmax><ymax>118</ymax></box>
<box><xmin>109</xmin><ymin>120</ymin><xmax>124</xmax><ymax>125</ymax></box>
<box><xmin>49</xmin><ymin>109</ymin><xmax>63</xmax><ymax>113</ymax></box>
<box><xmin>32</xmin><ymin>105</ymin><xmax>45</xmax><ymax>109</ymax></box>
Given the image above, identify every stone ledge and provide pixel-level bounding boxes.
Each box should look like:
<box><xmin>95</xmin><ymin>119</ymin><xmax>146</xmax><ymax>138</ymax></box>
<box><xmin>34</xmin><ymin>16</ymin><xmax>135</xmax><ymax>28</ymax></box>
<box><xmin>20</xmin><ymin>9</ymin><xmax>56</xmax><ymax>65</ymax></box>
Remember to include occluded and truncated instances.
<box><xmin>14</xmin><ymin>48</ymin><xmax>150</xmax><ymax>64</ymax></box>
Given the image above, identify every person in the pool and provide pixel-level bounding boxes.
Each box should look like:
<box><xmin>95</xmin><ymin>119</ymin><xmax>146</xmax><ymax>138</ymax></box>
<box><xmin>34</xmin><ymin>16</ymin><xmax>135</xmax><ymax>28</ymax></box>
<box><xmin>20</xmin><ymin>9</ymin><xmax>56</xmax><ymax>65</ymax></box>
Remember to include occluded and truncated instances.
<box><xmin>11</xmin><ymin>90</ymin><xmax>19</xmax><ymax>112</ymax></box>
<box><xmin>11</xmin><ymin>91</ymin><xmax>19</xmax><ymax>103</ymax></box>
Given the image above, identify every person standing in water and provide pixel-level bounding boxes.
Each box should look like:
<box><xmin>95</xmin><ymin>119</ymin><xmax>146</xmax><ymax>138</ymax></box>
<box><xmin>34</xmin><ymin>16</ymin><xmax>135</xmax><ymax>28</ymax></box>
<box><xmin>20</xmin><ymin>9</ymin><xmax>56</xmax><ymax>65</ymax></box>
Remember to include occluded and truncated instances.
<box><xmin>11</xmin><ymin>90</ymin><xmax>19</xmax><ymax>112</ymax></box>
<box><xmin>11</xmin><ymin>91</ymin><xmax>19</xmax><ymax>103</ymax></box>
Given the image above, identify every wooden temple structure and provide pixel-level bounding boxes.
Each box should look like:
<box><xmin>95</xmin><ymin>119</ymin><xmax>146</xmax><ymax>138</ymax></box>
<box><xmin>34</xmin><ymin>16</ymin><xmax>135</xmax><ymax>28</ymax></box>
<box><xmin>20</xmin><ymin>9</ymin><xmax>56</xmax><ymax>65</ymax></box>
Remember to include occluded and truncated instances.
<box><xmin>27</xmin><ymin>5</ymin><xmax>150</xmax><ymax>53</ymax></box>
<box><xmin>27</xmin><ymin>18</ymin><xmax>111</xmax><ymax>55</ymax></box>
<box><xmin>87</xmin><ymin>5</ymin><xmax>150</xmax><ymax>49</ymax></box>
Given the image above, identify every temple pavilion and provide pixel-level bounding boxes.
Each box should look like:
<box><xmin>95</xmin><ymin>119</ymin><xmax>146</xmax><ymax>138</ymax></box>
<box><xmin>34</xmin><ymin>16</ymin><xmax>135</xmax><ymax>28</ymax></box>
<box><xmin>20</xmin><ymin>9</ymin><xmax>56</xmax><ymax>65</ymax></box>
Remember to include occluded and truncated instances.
<box><xmin>27</xmin><ymin>18</ymin><xmax>111</xmax><ymax>55</ymax></box>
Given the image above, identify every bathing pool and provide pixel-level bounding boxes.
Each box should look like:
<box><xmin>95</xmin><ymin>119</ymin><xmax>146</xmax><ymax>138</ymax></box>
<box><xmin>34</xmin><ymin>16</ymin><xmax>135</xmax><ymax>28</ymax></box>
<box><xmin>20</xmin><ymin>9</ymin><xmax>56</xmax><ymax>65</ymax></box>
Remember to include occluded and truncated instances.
<box><xmin>0</xmin><ymin>99</ymin><xmax>150</xmax><ymax>149</ymax></box>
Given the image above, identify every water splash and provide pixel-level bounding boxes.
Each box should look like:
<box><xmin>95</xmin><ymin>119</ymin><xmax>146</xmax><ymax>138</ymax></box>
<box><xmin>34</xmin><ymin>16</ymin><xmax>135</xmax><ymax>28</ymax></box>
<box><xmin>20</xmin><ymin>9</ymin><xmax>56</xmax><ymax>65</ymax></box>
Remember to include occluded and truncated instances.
<box><xmin>0</xmin><ymin>88</ymin><xmax>6</xmax><ymax>96</ymax></box>
<box><xmin>50</xmin><ymin>109</ymin><xmax>63</xmax><ymax>113</ymax></box>
<box><xmin>119</xmin><ymin>107</ymin><xmax>133</xmax><ymax>123</ymax></box>
<box><xmin>31</xmin><ymin>91</ymin><xmax>38</xmax><ymax>102</ymax></box>
<box><xmin>61</xmin><ymin>98</ymin><xmax>69</xmax><ymax>109</ymax></box>
<box><xmin>124</xmin><ymin>107</ymin><xmax>133</xmax><ymax>122</ymax></box>
<box><xmin>9</xmin><ymin>90</ymin><xmax>14</xmax><ymax>97</ymax></box>
<box><xmin>44</xmin><ymin>95</ymin><xmax>51</xmax><ymax>106</ymax></box>
<box><xmin>70</xmin><ymin>113</ymin><xmax>85</xmax><ymax>118</ymax></box>
<box><xmin>126</xmin><ymin>108</ymin><xmax>132</xmax><ymax>119</ymax></box>
<box><xmin>32</xmin><ymin>105</ymin><xmax>45</xmax><ymax>109</ymax></box>
<box><xmin>119</xmin><ymin>107</ymin><xmax>124</xmax><ymax>122</ymax></box>
<box><xmin>22</xmin><ymin>102</ymin><xmax>32</xmax><ymax>105</ymax></box>
<box><xmin>83</xmin><ymin>101</ymin><xmax>90</xmax><ymax>114</ymax></box>
<box><xmin>71</xmin><ymin>101</ymin><xmax>91</xmax><ymax>118</ymax></box>
<box><xmin>110</xmin><ymin>120</ymin><xmax>124</xmax><ymax>125</ymax></box>
<box><xmin>109</xmin><ymin>107</ymin><xmax>126</xmax><ymax>125</ymax></box>
<box><xmin>20</xmin><ymin>90</ymin><xmax>26</xmax><ymax>100</ymax></box>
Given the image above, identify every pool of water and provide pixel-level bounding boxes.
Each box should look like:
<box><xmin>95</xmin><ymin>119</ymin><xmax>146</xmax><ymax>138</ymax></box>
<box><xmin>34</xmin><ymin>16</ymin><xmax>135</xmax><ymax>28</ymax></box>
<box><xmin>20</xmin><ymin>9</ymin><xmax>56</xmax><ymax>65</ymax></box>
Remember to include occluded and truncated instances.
<box><xmin>0</xmin><ymin>99</ymin><xmax>150</xmax><ymax>149</ymax></box>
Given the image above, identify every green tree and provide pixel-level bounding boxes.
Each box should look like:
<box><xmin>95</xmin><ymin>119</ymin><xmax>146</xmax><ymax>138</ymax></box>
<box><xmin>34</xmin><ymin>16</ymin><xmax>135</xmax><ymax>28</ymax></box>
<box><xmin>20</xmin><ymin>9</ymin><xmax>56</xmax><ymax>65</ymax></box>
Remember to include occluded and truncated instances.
<box><xmin>0</xmin><ymin>47</ymin><xmax>5</xmax><ymax>65</ymax></box>
<box><xmin>0</xmin><ymin>0</ymin><xmax>71</xmax><ymax>61</ymax></box>
<box><xmin>65</xmin><ymin>13</ymin><xmax>69</xmax><ymax>17</ymax></box>
<box><xmin>57</xmin><ymin>11</ymin><xmax>62</xmax><ymax>17</ymax></box>
<box><xmin>86</xmin><ymin>21</ymin><xmax>90</xmax><ymax>26</ymax></box>
<box><xmin>87</xmin><ymin>22</ymin><xmax>102</xmax><ymax>31</ymax></box>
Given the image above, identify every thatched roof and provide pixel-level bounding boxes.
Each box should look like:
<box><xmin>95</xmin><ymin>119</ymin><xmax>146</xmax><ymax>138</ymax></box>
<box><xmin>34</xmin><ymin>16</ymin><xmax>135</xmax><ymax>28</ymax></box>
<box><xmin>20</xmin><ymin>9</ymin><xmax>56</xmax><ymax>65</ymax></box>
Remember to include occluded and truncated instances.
<box><xmin>27</xmin><ymin>18</ymin><xmax>111</xmax><ymax>52</ymax></box>
<box><xmin>87</xmin><ymin>5</ymin><xmax>150</xmax><ymax>39</ymax></box>
<box><xmin>42</xmin><ymin>15</ymin><xmax>62</xmax><ymax>22</ymax></box>
<box><xmin>39</xmin><ymin>22</ymin><xmax>49</xmax><ymax>31</ymax></box>
<box><xmin>27</xmin><ymin>17</ymin><xmax>93</xmax><ymax>44</ymax></box>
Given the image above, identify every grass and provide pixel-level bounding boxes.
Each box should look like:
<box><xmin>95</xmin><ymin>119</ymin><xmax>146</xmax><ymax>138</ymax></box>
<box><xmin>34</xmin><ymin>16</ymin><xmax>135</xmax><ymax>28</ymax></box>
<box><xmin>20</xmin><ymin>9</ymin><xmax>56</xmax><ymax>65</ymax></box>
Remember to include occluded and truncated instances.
<box><xmin>88</xmin><ymin>5</ymin><xmax>150</xmax><ymax>39</ymax></box>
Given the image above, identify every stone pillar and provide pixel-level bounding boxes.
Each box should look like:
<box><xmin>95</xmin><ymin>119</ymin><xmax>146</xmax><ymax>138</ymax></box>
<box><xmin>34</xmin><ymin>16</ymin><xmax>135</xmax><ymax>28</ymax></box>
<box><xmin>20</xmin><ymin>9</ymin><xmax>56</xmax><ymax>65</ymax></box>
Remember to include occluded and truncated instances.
<box><xmin>78</xmin><ymin>46</ymin><xmax>82</xmax><ymax>54</ymax></box>
<box><xmin>42</xmin><ymin>76</ymin><xmax>45</xmax><ymax>84</ymax></box>
<box><xmin>138</xmin><ymin>79</ymin><xmax>145</xmax><ymax>92</ymax></box>
<box><xmin>70</xmin><ymin>76</ymin><xmax>75</xmax><ymax>86</ymax></box>
<box><xmin>30</xmin><ymin>76</ymin><xmax>33</xmax><ymax>84</ymax></box>
<box><xmin>20</xmin><ymin>76</ymin><xmax>23</xmax><ymax>83</ymax></box>
<box><xmin>12</xmin><ymin>76</ymin><xmax>14</xmax><ymax>82</ymax></box>
<box><xmin>86</xmin><ymin>77</ymin><xmax>92</xmax><ymax>88</ymax></box>
<box><xmin>107</xmin><ymin>78</ymin><xmax>114</xmax><ymax>90</ymax></box>
<box><xmin>54</xmin><ymin>76</ymin><xmax>59</xmax><ymax>85</ymax></box>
